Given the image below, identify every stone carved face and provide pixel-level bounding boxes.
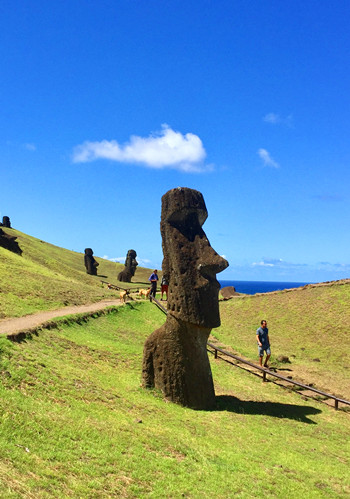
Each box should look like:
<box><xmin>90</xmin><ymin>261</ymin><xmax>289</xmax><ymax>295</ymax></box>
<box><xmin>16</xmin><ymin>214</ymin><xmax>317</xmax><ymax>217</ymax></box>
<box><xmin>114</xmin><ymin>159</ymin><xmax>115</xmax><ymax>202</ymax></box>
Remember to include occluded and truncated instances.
<box><xmin>161</xmin><ymin>187</ymin><xmax>228</xmax><ymax>328</ymax></box>
<box><xmin>125</xmin><ymin>249</ymin><xmax>138</xmax><ymax>275</ymax></box>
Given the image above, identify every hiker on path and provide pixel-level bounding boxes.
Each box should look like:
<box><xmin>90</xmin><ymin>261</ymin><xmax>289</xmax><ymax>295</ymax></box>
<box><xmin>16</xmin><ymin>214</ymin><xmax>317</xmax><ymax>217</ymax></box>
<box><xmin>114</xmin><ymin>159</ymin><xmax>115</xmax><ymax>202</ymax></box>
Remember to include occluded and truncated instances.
<box><xmin>256</xmin><ymin>320</ymin><xmax>271</xmax><ymax>368</ymax></box>
<box><xmin>148</xmin><ymin>270</ymin><xmax>159</xmax><ymax>299</ymax></box>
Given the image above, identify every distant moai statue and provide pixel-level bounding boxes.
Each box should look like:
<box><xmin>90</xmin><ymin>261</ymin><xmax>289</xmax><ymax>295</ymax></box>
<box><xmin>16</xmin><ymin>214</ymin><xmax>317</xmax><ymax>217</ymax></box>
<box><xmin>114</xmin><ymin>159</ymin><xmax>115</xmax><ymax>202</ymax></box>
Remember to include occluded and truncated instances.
<box><xmin>2</xmin><ymin>216</ymin><xmax>11</xmax><ymax>228</ymax></box>
<box><xmin>0</xmin><ymin>228</ymin><xmax>22</xmax><ymax>255</ymax></box>
<box><xmin>118</xmin><ymin>249</ymin><xmax>138</xmax><ymax>282</ymax></box>
<box><xmin>84</xmin><ymin>248</ymin><xmax>99</xmax><ymax>275</ymax></box>
<box><xmin>142</xmin><ymin>187</ymin><xmax>228</xmax><ymax>409</ymax></box>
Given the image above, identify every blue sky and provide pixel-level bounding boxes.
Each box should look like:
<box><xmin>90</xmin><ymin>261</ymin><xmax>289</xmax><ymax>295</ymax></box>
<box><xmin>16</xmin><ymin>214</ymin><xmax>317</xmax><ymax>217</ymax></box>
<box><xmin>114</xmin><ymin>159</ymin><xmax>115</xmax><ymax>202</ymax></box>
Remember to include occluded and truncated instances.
<box><xmin>1</xmin><ymin>0</ymin><xmax>350</xmax><ymax>283</ymax></box>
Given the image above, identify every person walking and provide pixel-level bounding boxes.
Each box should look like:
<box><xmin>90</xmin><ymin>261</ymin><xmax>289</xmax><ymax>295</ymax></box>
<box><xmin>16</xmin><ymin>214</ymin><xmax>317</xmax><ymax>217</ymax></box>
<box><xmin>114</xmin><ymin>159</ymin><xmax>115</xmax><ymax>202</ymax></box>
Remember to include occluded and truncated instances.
<box><xmin>256</xmin><ymin>320</ymin><xmax>271</xmax><ymax>368</ymax></box>
<box><xmin>148</xmin><ymin>269</ymin><xmax>159</xmax><ymax>299</ymax></box>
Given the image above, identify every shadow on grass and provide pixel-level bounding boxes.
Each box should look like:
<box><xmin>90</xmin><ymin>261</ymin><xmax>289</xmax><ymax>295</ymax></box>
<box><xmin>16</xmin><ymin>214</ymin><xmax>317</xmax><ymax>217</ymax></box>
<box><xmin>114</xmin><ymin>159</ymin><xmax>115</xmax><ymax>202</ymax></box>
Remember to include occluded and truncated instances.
<box><xmin>125</xmin><ymin>303</ymin><xmax>141</xmax><ymax>311</ymax></box>
<box><xmin>215</xmin><ymin>395</ymin><xmax>321</xmax><ymax>424</ymax></box>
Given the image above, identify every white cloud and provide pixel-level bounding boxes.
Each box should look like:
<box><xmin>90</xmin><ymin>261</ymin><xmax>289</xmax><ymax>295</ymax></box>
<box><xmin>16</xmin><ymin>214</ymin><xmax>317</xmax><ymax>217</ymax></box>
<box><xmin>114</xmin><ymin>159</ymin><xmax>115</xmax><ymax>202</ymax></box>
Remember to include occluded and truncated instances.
<box><xmin>102</xmin><ymin>255</ymin><xmax>152</xmax><ymax>266</ymax></box>
<box><xmin>252</xmin><ymin>258</ymin><xmax>308</xmax><ymax>269</ymax></box>
<box><xmin>257</xmin><ymin>148</ymin><xmax>279</xmax><ymax>168</ymax></box>
<box><xmin>72</xmin><ymin>124</ymin><xmax>209</xmax><ymax>173</ymax></box>
<box><xmin>263</xmin><ymin>112</ymin><xmax>293</xmax><ymax>126</ymax></box>
<box><xmin>263</xmin><ymin>113</ymin><xmax>281</xmax><ymax>124</ymax></box>
<box><xmin>252</xmin><ymin>261</ymin><xmax>275</xmax><ymax>267</ymax></box>
<box><xmin>102</xmin><ymin>256</ymin><xmax>125</xmax><ymax>263</ymax></box>
<box><xmin>23</xmin><ymin>143</ymin><xmax>37</xmax><ymax>151</ymax></box>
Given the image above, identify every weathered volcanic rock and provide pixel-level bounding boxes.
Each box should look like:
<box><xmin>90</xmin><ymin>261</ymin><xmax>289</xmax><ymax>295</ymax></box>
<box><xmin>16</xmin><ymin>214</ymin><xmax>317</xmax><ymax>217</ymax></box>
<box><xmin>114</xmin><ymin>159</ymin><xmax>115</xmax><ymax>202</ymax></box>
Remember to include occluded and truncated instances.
<box><xmin>0</xmin><ymin>228</ymin><xmax>22</xmax><ymax>255</ymax></box>
<box><xmin>142</xmin><ymin>187</ymin><xmax>229</xmax><ymax>409</ymax></box>
<box><xmin>118</xmin><ymin>249</ymin><xmax>138</xmax><ymax>282</ymax></box>
<box><xmin>2</xmin><ymin>216</ymin><xmax>11</xmax><ymax>228</ymax></box>
<box><xmin>220</xmin><ymin>286</ymin><xmax>238</xmax><ymax>300</ymax></box>
<box><xmin>84</xmin><ymin>248</ymin><xmax>99</xmax><ymax>275</ymax></box>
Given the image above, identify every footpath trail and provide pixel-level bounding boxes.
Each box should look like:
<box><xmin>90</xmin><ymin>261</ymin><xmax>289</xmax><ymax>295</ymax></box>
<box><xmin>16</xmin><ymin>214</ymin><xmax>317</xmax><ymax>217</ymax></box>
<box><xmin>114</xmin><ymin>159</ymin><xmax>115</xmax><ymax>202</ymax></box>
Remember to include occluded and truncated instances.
<box><xmin>0</xmin><ymin>299</ymin><xmax>122</xmax><ymax>337</ymax></box>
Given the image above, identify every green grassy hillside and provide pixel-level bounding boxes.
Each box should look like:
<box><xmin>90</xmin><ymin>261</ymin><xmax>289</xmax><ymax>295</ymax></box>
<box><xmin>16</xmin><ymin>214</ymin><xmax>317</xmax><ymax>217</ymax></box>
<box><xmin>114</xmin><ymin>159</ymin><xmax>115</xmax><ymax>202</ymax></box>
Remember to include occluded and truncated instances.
<box><xmin>1</xmin><ymin>229</ymin><xmax>349</xmax><ymax>496</ymax></box>
<box><xmin>215</xmin><ymin>280</ymin><xmax>350</xmax><ymax>401</ymax></box>
<box><xmin>0</xmin><ymin>303</ymin><xmax>349</xmax><ymax>497</ymax></box>
<box><xmin>0</xmin><ymin>228</ymin><xmax>153</xmax><ymax>319</ymax></box>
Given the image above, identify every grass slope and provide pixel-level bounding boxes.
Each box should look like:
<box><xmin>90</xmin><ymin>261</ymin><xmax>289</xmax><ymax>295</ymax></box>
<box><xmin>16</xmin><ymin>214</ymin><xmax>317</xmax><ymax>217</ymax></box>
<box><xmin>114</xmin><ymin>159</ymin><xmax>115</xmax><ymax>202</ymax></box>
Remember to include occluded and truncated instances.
<box><xmin>0</xmin><ymin>302</ymin><xmax>349</xmax><ymax>498</ymax></box>
<box><xmin>0</xmin><ymin>228</ymin><xmax>153</xmax><ymax>319</ymax></box>
<box><xmin>215</xmin><ymin>280</ymin><xmax>350</xmax><ymax>401</ymax></box>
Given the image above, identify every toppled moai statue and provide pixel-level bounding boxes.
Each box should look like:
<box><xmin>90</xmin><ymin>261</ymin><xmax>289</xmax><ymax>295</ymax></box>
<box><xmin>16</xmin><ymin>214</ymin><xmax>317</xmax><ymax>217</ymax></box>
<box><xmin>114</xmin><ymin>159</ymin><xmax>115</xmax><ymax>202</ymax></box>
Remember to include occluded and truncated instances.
<box><xmin>2</xmin><ymin>216</ymin><xmax>11</xmax><ymax>228</ymax></box>
<box><xmin>0</xmin><ymin>228</ymin><xmax>22</xmax><ymax>255</ymax></box>
<box><xmin>84</xmin><ymin>248</ymin><xmax>99</xmax><ymax>275</ymax></box>
<box><xmin>142</xmin><ymin>187</ymin><xmax>228</xmax><ymax>409</ymax></box>
<box><xmin>118</xmin><ymin>249</ymin><xmax>138</xmax><ymax>282</ymax></box>
<box><xmin>220</xmin><ymin>286</ymin><xmax>238</xmax><ymax>300</ymax></box>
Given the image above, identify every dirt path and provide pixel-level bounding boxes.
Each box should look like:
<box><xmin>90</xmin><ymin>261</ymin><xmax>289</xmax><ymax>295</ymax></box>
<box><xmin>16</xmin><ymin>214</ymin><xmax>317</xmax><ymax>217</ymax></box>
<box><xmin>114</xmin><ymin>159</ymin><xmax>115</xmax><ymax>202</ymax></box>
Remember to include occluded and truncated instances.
<box><xmin>0</xmin><ymin>299</ymin><xmax>122</xmax><ymax>336</ymax></box>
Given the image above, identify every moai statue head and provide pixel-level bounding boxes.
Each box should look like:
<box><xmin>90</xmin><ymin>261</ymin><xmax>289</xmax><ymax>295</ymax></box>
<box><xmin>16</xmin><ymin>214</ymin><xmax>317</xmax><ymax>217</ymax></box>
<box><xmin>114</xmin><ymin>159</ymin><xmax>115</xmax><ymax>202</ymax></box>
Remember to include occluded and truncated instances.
<box><xmin>0</xmin><ymin>228</ymin><xmax>22</xmax><ymax>255</ymax></box>
<box><xmin>125</xmin><ymin>249</ymin><xmax>138</xmax><ymax>276</ymax></box>
<box><xmin>118</xmin><ymin>249</ymin><xmax>138</xmax><ymax>282</ymax></box>
<box><xmin>161</xmin><ymin>187</ymin><xmax>228</xmax><ymax>328</ymax></box>
<box><xmin>84</xmin><ymin>248</ymin><xmax>98</xmax><ymax>275</ymax></box>
<box><xmin>2</xmin><ymin>216</ymin><xmax>11</xmax><ymax>228</ymax></box>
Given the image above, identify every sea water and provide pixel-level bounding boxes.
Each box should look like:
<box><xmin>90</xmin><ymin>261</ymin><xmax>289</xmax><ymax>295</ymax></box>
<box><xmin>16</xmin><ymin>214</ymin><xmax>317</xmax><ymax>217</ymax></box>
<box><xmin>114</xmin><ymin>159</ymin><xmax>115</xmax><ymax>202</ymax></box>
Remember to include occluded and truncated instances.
<box><xmin>219</xmin><ymin>280</ymin><xmax>311</xmax><ymax>295</ymax></box>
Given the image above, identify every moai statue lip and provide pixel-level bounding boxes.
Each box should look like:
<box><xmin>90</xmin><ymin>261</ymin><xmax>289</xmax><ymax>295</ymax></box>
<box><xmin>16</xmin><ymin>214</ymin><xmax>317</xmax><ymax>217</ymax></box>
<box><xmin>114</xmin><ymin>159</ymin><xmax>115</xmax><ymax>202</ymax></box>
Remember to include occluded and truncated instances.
<box><xmin>161</xmin><ymin>187</ymin><xmax>228</xmax><ymax>328</ymax></box>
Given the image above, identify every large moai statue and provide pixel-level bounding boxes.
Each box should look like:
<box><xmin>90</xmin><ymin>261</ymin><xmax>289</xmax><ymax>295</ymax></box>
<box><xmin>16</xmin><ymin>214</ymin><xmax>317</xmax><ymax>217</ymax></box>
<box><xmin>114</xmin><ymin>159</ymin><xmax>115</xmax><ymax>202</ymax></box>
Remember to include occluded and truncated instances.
<box><xmin>2</xmin><ymin>216</ymin><xmax>11</xmax><ymax>228</ymax></box>
<box><xmin>84</xmin><ymin>248</ymin><xmax>99</xmax><ymax>275</ymax></box>
<box><xmin>142</xmin><ymin>187</ymin><xmax>229</xmax><ymax>410</ymax></box>
<box><xmin>118</xmin><ymin>249</ymin><xmax>138</xmax><ymax>282</ymax></box>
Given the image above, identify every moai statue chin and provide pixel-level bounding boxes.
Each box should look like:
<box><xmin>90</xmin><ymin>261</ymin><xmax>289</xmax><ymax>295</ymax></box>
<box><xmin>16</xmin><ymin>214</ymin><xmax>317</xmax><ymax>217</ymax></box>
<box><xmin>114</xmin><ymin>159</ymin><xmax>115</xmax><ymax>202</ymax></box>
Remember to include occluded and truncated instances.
<box><xmin>142</xmin><ymin>187</ymin><xmax>228</xmax><ymax>410</ymax></box>
<box><xmin>84</xmin><ymin>248</ymin><xmax>99</xmax><ymax>275</ymax></box>
<box><xmin>118</xmin><ymin>249</ymin><xmax>138</xmax><ymax>282</ymax></box>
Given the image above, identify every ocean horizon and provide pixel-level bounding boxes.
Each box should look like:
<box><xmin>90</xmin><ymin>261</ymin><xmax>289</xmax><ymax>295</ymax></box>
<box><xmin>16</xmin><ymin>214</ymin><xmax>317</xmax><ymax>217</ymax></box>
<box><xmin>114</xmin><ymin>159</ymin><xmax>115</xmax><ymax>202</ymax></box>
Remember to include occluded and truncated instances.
<box><xmin>219</xmin><ymin>280</ymin><xmax>311</xmax><ymax>295</ymax></box>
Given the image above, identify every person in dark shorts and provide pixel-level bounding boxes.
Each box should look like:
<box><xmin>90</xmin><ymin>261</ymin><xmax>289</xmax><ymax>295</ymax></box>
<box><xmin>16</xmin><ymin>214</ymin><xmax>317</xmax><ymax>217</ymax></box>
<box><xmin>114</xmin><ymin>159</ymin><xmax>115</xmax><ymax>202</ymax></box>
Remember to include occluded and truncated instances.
<box><xmin>160</xmin><ymin>275</ymin><xmax>169</xmax><ymax>300</ymax></box>
<box><xmin>148</xmin><ymin>270</ymin><xmax>159</xmax><ymax>299</ymax></box>
<box><xmin>256</xmin><ymin>320</ymin><xmax>271</xmax><ymax>368</ymax></box>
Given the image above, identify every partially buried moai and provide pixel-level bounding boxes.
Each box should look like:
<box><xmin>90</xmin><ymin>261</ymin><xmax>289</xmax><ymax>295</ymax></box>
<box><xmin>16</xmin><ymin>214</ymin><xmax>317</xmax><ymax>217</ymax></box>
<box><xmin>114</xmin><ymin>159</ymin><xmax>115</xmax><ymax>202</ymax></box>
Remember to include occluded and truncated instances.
<box><xmin>0</xmin><ymin>228</ymin><xmax>22</xmax><ymax>255</ymax></box>
<box><xmin>84</xmin><ymin>248</ymin><xmax>99</xmax><ymax>275</ymax></box>
<box><xmin>2</xmin><ymin>216</ymin><xmax>11</xmax><ymax>228</ymax></box>
<box><xmin>142</xmin><ymin>187</ymin><xmax>228</xmax><ymax>409</ymax></box>
<box><xmin>118</xmin><ymin>249</ymin><xmax>138</xmax><ymax>282</ymax></box>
